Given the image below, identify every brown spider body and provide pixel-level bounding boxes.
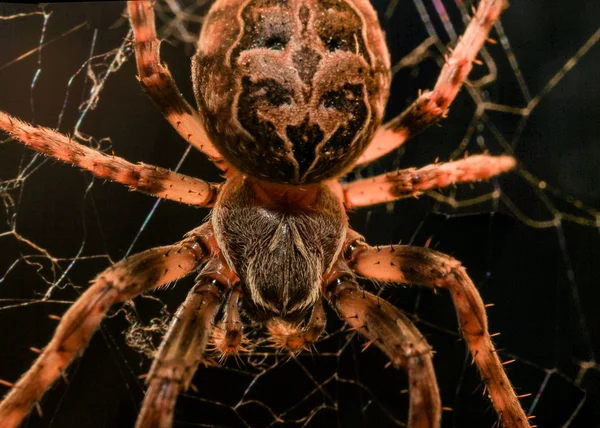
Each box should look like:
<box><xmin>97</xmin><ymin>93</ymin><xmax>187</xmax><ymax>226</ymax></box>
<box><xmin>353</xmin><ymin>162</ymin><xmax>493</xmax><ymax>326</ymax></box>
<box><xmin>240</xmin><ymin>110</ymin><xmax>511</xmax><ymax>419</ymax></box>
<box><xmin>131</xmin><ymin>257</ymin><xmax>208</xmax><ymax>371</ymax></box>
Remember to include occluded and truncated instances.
<box><xmin>0</xmin><ymin>1</ymin><xmax>532</xmax><ymax>427</ymax></box>
<box><xmin>194</xmin><ymin>0</ymin><xmax>391</xmax><ymax>183</ymax></box>
<box><xmin>213</xmin><ymin>176</ymin><xmax>347</xmax><ymax>323</ymax></box>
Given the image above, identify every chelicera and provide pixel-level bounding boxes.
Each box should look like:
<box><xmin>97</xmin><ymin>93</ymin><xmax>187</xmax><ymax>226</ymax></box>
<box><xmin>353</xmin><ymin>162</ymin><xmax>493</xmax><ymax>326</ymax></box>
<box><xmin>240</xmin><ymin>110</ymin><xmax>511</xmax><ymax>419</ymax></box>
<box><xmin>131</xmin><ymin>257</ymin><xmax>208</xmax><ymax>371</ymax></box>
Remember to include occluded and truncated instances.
<box><xmin>0</xmin><ymin>1</ymin><xmax>531</xmax><ymax>427</ymax></box>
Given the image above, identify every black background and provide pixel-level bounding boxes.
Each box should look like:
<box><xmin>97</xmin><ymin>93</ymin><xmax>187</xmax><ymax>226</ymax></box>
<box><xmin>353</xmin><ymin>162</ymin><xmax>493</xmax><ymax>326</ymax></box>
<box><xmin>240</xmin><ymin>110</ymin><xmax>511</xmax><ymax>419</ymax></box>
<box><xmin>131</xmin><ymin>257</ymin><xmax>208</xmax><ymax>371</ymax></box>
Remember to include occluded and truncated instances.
<box><xmin>0</xmin><ymin>1</ymin><xmax>599</xmax><ymax>427</ymax></box>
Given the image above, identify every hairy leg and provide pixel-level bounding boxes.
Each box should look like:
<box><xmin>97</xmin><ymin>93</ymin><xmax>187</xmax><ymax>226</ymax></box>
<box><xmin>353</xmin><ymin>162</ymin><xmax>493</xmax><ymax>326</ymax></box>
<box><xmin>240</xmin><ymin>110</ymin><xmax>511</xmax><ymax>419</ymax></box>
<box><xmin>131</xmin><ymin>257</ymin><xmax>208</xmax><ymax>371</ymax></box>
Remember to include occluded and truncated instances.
<box><xmin>0</xmin><ymin>111</ymin><xmax>221</xmax><ymax>207</ymax></box>
<box><xmin>128</xmin><ymin>1</ymin><xmax>229</xmax><ymax>172</ymax></box>
<box><xmin>345</xmin><ymin>240</ymin><xmax>530</xmax><ymax>428</ymax></box>
<box><xmin>211</xmin><ymin>286</ymin><xmax>248</xmax><ymax>360</ymax></box>
<box><xmin>325</xmin><ymin>277</ymin><xmax>441</xmax><ymax>428</ymax></box>
<box><xmin>136</xmin><ymin>276</ymin><xmax>225</xmax><ymax>428</ymax></box>
<box><xmin>0</xmin><ymin>226</ymin><xmax>213</xmax><ymax>428</ymax></box>
<box><xmin>343</xmin><ymin>154</ymin><xmax>515</xmax><ymax>208</ymax></box>
<box><xmin>356</xmin><ymin>0</ymin><xmax>507</xmax><ymax>166</ymax></box>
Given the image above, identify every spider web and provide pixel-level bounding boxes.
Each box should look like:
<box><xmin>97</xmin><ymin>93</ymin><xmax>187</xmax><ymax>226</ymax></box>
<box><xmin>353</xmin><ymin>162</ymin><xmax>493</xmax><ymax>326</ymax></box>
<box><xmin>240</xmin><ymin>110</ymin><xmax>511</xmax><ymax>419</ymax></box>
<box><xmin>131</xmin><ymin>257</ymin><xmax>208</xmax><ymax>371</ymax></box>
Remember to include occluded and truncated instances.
<box><xmin>0</xmin><ymin>1</ymin><xmax>598</xmax><ymax>427</ymax></box>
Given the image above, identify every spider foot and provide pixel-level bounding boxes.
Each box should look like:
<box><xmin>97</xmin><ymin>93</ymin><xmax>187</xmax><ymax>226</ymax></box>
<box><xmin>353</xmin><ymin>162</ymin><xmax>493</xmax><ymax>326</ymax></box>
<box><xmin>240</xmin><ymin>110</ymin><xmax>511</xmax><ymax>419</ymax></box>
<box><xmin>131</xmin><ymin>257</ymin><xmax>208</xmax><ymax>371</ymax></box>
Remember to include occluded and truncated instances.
<box><xmin>266</xmin><ymin>299</ymin><xmax>326</xmax><ymax>354</ymax></box>
<box><xmin>210</xmin><ymin>323</ymin><xmax>250</xmax><ymax>363</ymax></box>
<box><xmin>266</xmin><ymin>320</ymin><xmax>312</xmax><ymax>354</ymax></box>
<box><xmin>209</xmin><ymin>286</ymin><xmax>248</xmax><ymax>362</ymax></box>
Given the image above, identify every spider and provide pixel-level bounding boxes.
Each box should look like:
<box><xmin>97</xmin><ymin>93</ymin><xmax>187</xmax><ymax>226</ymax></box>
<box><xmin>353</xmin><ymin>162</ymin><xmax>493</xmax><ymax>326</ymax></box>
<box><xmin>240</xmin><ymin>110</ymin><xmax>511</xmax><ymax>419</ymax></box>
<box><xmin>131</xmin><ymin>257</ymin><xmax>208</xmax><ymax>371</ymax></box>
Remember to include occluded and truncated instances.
<box><xmin>0</xmin><ymin>0</ymin><xmax>531</xmax><ymax>427</ymax></box>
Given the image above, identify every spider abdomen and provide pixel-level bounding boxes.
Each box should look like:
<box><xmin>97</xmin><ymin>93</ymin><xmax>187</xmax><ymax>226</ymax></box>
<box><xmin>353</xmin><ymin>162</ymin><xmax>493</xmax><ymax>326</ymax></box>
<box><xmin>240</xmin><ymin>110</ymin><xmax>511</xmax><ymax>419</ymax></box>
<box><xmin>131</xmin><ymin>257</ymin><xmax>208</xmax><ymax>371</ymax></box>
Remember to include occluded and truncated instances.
<box><xmin>193</xmin><ymin>0</ymin><xmax>391</xmax><ymax>184</ymax></box>
<box><xmin>212</xmin><ymin>176</ymin><xmax>347</xmax><ymax>322</ymax></box>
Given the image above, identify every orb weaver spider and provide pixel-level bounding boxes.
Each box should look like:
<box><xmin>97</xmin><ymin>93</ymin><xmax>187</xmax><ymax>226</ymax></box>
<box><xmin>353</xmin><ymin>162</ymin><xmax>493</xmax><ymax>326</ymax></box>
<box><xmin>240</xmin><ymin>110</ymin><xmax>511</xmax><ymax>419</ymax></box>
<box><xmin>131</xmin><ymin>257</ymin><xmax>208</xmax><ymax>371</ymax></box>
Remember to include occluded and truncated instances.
<box><xmin>0</xmin><ymin>0</ymin><xmax>530</xmax><ymax>426</ymax></box>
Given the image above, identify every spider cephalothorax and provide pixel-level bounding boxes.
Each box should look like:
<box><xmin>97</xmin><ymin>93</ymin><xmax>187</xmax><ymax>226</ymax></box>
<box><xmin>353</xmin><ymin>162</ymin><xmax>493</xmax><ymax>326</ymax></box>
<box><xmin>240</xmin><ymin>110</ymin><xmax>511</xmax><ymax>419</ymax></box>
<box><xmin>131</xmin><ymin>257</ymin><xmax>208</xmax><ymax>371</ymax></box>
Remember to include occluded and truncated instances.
<box><xmin>193</xmin><ymin>0</ymin><xmax>391</xmax><ymax>184</ymax></box>
<box><xmin>0</xmin><ymin>1</ymin><xmax>532</xmax><ymax>427</ymax></box>
<box><xmin>212</xmin><ymin>175</ymin><xmax>347</xmax><ymax>322</ymax></box>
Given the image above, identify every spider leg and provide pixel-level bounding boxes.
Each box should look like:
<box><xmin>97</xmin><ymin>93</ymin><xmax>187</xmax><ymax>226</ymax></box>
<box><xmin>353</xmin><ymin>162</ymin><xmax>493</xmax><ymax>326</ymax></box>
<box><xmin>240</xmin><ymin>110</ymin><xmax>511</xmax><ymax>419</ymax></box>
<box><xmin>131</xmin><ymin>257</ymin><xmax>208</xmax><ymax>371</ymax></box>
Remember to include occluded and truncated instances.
<box><xmin>355</xmin><ymin>0</ymin><xmax>507</xmax><ymax>167</ymax></box>
<box><xmin>266</xmin><ymin>298</ymin><xmax>327</xmax><ymax>353</ymax></box>
<box><xmin>212</xmin><ymin>285</ymin><xmax>249</xmax><ymax>360</ymax></box>
<box><xmin>128</xmin><ymin>1</ymin><xmax>229</xmax><ymax>172</ymax></box>
<box><xmin>343</xmin><ymin>154</ymin><xmax>515</xmax><ymax>209</ymax></box>
<box><xmin>0</xmin><ymin>111</ymin><xmax>220</xmax><ymax>207</ymax></box>
<box><xmin>324</xmin><ymin>276</ymin><xmax>441</xmax><ymax>428</ymax></box>
<box><xmin>136</xmin><ymin>272</ymin><xmax>229</xmax><ymax>428</ymax></box>
<box><xmin>0</xmin><ymin>226</ymin><xmax>213</xmax><ymax>428</ymax></box>
<box><xmin>344</xmin><ymin>239</ymin><xmax>531</xmax><ymax>428</ymax></box>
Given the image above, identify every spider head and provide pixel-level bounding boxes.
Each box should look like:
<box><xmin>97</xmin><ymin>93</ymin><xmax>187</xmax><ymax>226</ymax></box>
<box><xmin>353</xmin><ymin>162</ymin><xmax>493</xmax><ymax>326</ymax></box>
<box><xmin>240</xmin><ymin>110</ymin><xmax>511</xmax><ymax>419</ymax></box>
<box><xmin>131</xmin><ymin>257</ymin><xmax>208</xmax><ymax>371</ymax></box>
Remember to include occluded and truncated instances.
<box><xmin>193</xmin><ymin>0</ymin><xmax>391</xmax><ymax>184</ymax></box>
<box><xmin>211</xmin><ymin>176</ymin><xmax>347</xmax><ymax>324</ymax></box>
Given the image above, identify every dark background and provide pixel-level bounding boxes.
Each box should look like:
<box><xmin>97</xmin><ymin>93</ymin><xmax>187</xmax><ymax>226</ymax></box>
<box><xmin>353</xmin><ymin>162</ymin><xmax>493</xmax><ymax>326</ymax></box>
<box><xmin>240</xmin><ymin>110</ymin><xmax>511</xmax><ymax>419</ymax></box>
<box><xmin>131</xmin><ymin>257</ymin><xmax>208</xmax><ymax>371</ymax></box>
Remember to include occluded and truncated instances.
<box><xmin>0</xmin><ymin>1</ymin><xmax>599</xmax><ymax>427</ymax></box>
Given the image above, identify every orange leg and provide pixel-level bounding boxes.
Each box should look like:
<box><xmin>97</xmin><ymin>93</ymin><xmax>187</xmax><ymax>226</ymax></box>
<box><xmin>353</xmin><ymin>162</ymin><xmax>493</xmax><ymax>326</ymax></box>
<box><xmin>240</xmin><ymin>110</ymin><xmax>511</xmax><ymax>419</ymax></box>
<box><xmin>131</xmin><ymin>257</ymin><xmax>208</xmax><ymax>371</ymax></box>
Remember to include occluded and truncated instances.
<box><xmin>0</xmin><ymin>226</ymin><xmax>213</xmax><ymax>428</ymax></box>
<box><xmin>128</xmin><ymin>1</ymin><xmax>229</xmax><ymax>172</ymax></box>
<box><xmin>343</xmin><ymin>154</ymin><xmax>515</xmax><ymax>208</ymax></box>
<box><xmin>136</xmin><ymin>275</ymin><xmax>224</xmax><ymax>428</ymax></box>
<box><xmin>0</xmin><ymin>110</ymin><xmax>221</xmax><ymax>207</ymax></box>
<box><xmin>345</xmin><ymin>241</ymin><xmax>531</xmax><ymax>428</ymax></box>
<box><xmin>356</xmin><ymin>0</ymin><xmax>507</xmax><ymax>166</ymax></box>
<box><xmin>325</xmin><ymin>278</ymin><xmax>441</xmax><ymax>428</ymax></box>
